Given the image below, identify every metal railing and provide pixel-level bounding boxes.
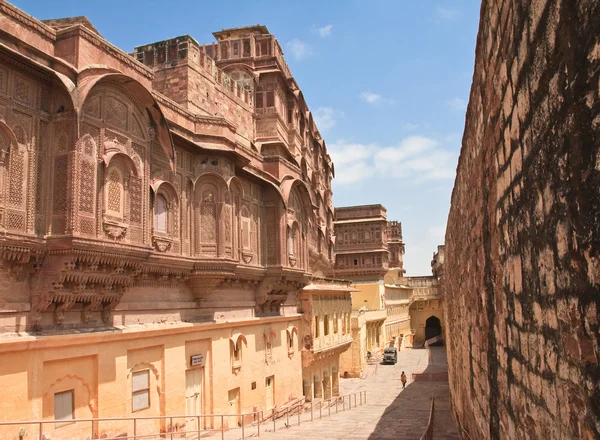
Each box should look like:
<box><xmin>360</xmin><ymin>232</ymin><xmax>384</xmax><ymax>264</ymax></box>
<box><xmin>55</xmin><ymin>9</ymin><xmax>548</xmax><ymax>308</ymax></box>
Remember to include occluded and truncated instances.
<box><xmin>420</xmin><ymin>396</ymin><xmax>435</xmax><ymax>440</ymax></box>
<box><xmin>0</xmin><ymin>391</ymin><xmax>367</xmax><ymax>440</ymax></box>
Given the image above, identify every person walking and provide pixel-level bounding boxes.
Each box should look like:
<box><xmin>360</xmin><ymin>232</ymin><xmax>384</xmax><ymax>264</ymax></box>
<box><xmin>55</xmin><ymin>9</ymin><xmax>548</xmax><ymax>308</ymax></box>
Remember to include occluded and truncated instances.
<box><xmin>401</xmin><ymin>371</ymin><xmax>407</xmax><ymax>389</ymax></box>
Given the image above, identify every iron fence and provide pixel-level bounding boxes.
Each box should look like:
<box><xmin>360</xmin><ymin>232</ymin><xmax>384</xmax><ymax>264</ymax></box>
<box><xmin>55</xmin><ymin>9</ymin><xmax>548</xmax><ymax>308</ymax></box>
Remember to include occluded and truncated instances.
<box><xmin>0</xmin><ymin>390</ymin><xmax>367</xmax><ymax>440</ymax></box>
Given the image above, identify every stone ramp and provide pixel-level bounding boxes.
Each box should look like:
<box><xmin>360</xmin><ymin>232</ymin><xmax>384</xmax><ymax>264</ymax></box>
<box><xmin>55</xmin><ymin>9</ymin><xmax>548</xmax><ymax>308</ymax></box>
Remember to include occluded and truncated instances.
<box><xmin>431</xmin><ymin>383</ymin><xmax>461</xmax><ymax>440</ymax></box>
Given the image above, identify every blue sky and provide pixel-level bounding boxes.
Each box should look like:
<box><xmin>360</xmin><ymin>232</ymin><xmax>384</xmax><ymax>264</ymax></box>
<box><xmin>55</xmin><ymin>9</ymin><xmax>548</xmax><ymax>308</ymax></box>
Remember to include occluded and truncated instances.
<box><xmin>14</xmin><ymin>0</ymin><xmax>481</xmax><ymax>275</ymax></box>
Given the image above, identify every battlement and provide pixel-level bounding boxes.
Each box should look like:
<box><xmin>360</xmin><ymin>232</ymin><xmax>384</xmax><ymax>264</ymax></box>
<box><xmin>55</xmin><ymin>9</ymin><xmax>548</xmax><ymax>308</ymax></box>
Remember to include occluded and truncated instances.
<box><xmin>387</xmin><ymin>220</ymin><xmax>403</xmax><ymax>240</ymax></box>
<box><xmin>335</xmin><ymin>205</ymin><xmax>387</xmax><ymax>222</ymax></box>
<box><xmin>133</xmin><ymin>36</ymin><xmax>253</xmax><ymax>107</ymax></box>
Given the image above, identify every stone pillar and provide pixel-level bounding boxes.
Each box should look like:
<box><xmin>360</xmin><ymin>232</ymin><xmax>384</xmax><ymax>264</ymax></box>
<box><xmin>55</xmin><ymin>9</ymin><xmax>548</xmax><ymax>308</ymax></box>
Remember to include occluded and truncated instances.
<box><xmin>332</xmin><ymin>365</ymin><xmax>339</xmax><ymax>396</ymax></box>
<box><xmin>323</xmin><ymin>369</ymin><xmax>331</xmax><ymax>400</ymax></box>
<box><xmin>303</xmin><ymin>378</ymin><xmax>312</xmax><ymax>402</ymax></box>
<box><xmin>313</xmin><ymin>374</ymin><xmax>322</xmax><ymax>399</ymax></box>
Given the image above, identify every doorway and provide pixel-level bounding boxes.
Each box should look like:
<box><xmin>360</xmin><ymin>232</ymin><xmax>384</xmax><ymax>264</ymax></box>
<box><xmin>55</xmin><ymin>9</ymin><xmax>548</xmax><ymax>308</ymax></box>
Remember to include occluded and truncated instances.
<box><xmin>425</xmin><ymin>316</ymin><xmax>442</xmax><ymax>341</ymax></box>
<box><xmin>228</xmin><ymin>388</ymin><xmax>241</xmax><ymax>428</ymax></box>
<box><xmin>265</xmin><ymin>376</ymin><xmax>274</xmax><ymax>411</ymax></box>
<box><xmin>186</xmin><ymin>369</ymin><xmax>203</xmax><ymax>434</ymax></box>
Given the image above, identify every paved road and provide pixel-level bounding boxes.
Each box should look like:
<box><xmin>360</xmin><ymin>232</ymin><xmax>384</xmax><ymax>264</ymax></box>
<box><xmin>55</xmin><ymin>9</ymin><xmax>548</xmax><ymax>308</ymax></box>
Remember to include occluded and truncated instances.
<box><xmin>214</xmin><ymin>347</ymin><xmax>460</xmax><ymax>440</ymax></box>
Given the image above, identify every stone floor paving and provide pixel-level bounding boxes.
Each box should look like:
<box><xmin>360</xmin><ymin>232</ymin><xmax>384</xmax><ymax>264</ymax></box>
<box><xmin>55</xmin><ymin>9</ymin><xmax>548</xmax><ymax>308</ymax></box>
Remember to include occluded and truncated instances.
<box><xmin>211</xmin><ymin>347</ymin><xmax>460</xmax><ymax>440</ymax></box>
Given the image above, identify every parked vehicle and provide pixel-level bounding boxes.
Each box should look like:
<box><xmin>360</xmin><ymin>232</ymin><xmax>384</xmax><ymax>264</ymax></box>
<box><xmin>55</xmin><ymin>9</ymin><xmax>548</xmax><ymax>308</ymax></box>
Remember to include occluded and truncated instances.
<box><xmin>382</xmin><ymin>347</ymin><xmax>397</xmax><ymax>364</ymax></box>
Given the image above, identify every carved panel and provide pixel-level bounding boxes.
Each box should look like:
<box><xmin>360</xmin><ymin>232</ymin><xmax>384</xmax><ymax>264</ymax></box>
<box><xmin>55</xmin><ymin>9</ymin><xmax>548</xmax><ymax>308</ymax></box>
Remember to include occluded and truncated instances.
<box><xmin>104</xmin><ymin>96</ymin><xmax>128</xmax><ymax>131</ymax></box>
<box><xmin>223</xmin><ymin>205</ymin><xmax>231</xmax><ymax>244</ymax></box>
<box><xmin>107</xmin><ymin>170</ymin><xmax>122</xmax><ymax>213</ymax></box>
<box><xmin>131</xmin><ymin>114</ymin><xmax>145</xmax><ymax>139</ymax></box>
<box><xmin>7</xmin><ymin>210</ymin><xmax>24</xmax><ymax>230</ymax></box>
<box><xmin>79</xmin><ymin>218</ymin><xmax>95</xmax><ymax>236</ymax></box>
<box><xmin>201</xmin><ymin>204</ymin><xmax>216</xmax><ymax>243</ymax></box>
<box><xmin>13</xmin><ymin>74</ymin><xmax>33</xmax><ymax>107</ymax></box>
<box><xmin>0</xmin><ymin>67</ymin><xmax>7</xmax><ymax>95</ymax></box>
<box><xmin>12</xmin><ymin>125</ymin><xmax>26</xmax><ymax>145</ymax></box>
<box><xmin>129</xmin><ymin>176</ymin><xmax>142</xmax><ymax>225</ymax></box>
<box><xmin>54</xmin><ymin>131</ymin><xmax>68</xmax><ymax>154</ymax></box>
<box><xmin>53</xmin><ymin>155</ymin><xmax>68</xmax><ymax>214</ymax></box>
<box><xmin>79</xmin><ymin>160</ymin><xmax>95</xmax><ymax>214</ymax></box>
<box><xmin>8</xmin><ymin>147</ymin><xmax>25</xmax><ymax>207</ymax></box>
<box><xmin>82</xmin><ymin>96</ymin><xmax>100</xmax><ymax>119</ymax></box>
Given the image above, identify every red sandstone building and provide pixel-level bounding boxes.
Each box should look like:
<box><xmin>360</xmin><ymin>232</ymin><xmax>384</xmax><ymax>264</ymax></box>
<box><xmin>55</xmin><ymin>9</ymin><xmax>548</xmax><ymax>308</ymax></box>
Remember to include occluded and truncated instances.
<box><xmin>0</xmin><ymin>3</ymin><xmax>352</xmax><ymax>439</ymax></box>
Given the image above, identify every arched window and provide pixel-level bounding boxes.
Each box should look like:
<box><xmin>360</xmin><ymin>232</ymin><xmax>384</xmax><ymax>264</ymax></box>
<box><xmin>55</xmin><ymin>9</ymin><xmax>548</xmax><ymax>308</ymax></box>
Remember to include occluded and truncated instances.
<box><xmin>154</xmin><ymin>194</ymin><xmax>168</xmax><ymax>232</ymax></box>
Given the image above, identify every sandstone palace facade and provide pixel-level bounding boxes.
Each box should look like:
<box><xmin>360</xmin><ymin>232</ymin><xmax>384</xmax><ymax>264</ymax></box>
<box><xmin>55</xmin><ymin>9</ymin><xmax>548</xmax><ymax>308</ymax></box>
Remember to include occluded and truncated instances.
<box><xmin>0</xmin><ymin>3</ymin><xmax>352</xmax><ymax>439</ymax></box>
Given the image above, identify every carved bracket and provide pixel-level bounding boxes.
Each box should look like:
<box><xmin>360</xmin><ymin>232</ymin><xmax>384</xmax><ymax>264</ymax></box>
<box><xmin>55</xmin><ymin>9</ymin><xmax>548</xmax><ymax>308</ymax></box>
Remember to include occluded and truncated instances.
<box><xmin>255</xmin><ymin>277</ymin><xmax>304</xmax><ymax>315</ymax></box>
<box><xmin>28</xmin><ymin>252</ymin><xmax>138</xmax><ymax>329</ymax></box>
<box><xmin>241</xmin><ymin>251</ymin><xmax>253</xmax><ymax>264</ymax></box>
<box><xmin>152</xmin><ymin>235</ymin><xmax>173</xmax><ymax>252</ymax></box>
<box><xmin>103</xmin><ymin>220</ymin><xmax>128</xmax><ymax>240</ymax></box>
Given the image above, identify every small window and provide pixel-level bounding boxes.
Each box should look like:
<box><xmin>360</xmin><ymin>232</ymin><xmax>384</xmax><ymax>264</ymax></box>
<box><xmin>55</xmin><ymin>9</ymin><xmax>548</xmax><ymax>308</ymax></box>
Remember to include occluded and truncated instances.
<box><xmin>354</xmin><ymin>259</ymin><xmax>358</xmax><ymax>266</ymax></box>
<box><xmin>132</xmin><ymin>370</ymin><xmax>150</xmax><ymax>412</ymax></box>
<box><xmin>232</xmin><ymin>340</ymin><xmax>242</xmax><ymax>368</ymax></box>
<box><xmin>265</xmin><ymin>338</ymin><xmax>272</xmax><ymax>357</ymax></box>
<box><xmin>251</xmin><ymin>381</ymin><xmax>257</xmax><ymax>390</ymax></box>
<box><xmin>315</xmin><ymin>316</ymin><xmax>320</xmax><ymax>338</ymax></box>
<box><xmin>333</xmin><ymin>314</ymin><xmax>338</xmax><ymax>334</ymax></box>
<box><xmin>154</xmin><ymin>195</ymin><xmax>168</xmax><ymax>232</ymax></box>
<box><xmin>266</xmin><ymin>91</ymin><xmax>274</xmax><ymax>108</ymax></box>
<box><xmin>324</xmin><ymin>315</ymin><xmax>330</xmax><ymax>336</ymax></box>
<box><xmin>54</xmin><ymin>390</ymin><xmax>74</xmax><ymax>427</ymax></box>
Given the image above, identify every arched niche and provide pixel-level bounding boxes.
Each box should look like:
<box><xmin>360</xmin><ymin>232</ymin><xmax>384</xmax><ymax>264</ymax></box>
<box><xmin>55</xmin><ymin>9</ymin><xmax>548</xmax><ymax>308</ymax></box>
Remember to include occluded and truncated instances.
<box><xmin>150</xmin><ymin>180</ymin><xmax>179</xmax><ymax>252</ymax></box>
<box><xmin>79</xmin><ymin>77</ymin><xmax>158</xmax><ymax>243</ymax></box>
<box><xmin>0</xmin><ymin>120</ymin><xmax>28</xmax><ymax>231</ymax></box>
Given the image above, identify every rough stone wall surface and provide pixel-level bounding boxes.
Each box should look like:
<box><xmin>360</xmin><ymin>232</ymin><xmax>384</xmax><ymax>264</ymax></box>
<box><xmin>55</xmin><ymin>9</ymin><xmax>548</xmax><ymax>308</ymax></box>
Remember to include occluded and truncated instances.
<box><xmin>445</xmin><ymin>1</ymin><xmax>600</xmax><ymax>439</ymax></box>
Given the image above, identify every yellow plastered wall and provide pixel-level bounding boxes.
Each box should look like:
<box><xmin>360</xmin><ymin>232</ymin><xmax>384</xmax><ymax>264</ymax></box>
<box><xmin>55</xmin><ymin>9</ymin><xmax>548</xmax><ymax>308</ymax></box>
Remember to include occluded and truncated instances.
<box><xmin>0</xmin><ymin>319</ymin><xmax>303</xmax><ymax>440</ymax></box>
<box><xmin>409</xmin><ymin>300</ymin><xmax>444</xmax><ymax>345</ymax></box>
<box><xmin>350</xmin><ymin>282</ymin><xmax>382</xmax><ymax>311</ymax></box>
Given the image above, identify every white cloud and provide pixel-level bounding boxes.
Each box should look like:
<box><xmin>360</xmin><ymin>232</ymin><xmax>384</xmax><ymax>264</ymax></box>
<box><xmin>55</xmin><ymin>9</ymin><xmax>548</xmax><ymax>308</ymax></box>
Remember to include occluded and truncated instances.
<box><xmin>435</xmin><ymin>5</ymin><xmax>459</xmax><ymax>21</ymax></box>
<box><xmin>360</xmin><ymin>91</ymin><xmax>395</xmax><ymax>105</ymax></box>
<box><xmin>314</xmin><ymin>107</ymin><xmax>344</xmax><ymax>131</ymax></box>
<box><xmin>317</xmin><ymin>24</ymin><xmax>333</xmax><ymax>37</ymax></box>
<box><xmin>286</xmin><ymin>39</ymin><xmax>312</xmax><ymax>61</ymax></box>
<box><xmin>446</xmin><ymin>98</ymin><xmax>467</xmax><ymax>112</ymax></box>
<box><xmin>329</xmin><ymin>135</ymin><xmax>457</xmax><ymax>186</ymax></box>
<box><xmin>329</xmin><ymin>141</ymin><xmax>376</xmax><ymax>167</ymax></box>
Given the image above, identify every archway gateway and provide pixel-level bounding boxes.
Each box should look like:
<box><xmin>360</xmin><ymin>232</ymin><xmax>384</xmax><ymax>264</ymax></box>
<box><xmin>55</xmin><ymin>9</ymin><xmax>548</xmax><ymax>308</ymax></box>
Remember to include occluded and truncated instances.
<box><xmin>425</xmin><ymin>316</ymin><xmax>441</xmax><ymax>341</ymax></box>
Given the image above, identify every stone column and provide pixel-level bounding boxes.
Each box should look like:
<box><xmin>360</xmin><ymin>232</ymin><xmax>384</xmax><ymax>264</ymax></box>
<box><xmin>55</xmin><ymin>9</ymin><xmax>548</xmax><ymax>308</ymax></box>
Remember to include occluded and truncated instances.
<box><xmin>303</xmin><ymin>378</ymin><xmax>312</xmax><ymax>402</ymax></box>
<box><xmin>323</xmin><ymin>370</ymin><xmax>331</xmax><ymax>400</ymax></box>
<box><xmin>313</xmin><ymin>374</ymin><xmax>322</xmax><ymax>399</ymax></box>
<box><xmin>332</xmin><ymin>364</ymin><xmax>339</xmax><ymax>396</ymax></box>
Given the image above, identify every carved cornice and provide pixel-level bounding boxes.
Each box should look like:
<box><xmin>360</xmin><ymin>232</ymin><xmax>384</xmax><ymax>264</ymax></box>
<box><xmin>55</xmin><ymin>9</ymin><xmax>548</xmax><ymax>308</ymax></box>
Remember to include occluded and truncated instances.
<box><xmin>0</xmin><ymin>2</ymin><xmax>56</xmax><ymax>42</ymax></box>
<box><xmin>55</xmin><ymin>26</ymin><xmax>153</xmax><ymax>80</ymax></box>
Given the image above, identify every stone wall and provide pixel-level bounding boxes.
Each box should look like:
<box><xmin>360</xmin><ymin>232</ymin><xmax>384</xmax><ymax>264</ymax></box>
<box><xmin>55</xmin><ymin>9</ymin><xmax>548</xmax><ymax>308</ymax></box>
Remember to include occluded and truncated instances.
<box><xmin>445</xmin><ymin>1</ymin><xmax>600</xmax><ymax>439</ymax></box>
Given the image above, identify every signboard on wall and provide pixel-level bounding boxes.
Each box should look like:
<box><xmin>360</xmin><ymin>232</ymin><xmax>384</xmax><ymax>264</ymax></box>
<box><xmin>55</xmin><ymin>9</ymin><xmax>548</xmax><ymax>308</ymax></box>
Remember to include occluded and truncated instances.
<box><xmin>190</xmin><ymin>354</ymin><xmax>205</xmax><ymax>367</ymax></box>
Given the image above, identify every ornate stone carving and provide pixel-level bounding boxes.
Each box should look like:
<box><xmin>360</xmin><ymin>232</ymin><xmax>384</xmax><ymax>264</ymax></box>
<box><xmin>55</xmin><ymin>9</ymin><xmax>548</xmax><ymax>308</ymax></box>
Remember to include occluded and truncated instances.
<box><xmin>188</xmin><ymin>262</ymin><xmax>237</xmax><ymax>305</ymax></box>
<box><xmin>103</xmin><ymin>221</ymin><xmax>127</xmax><ymax>239</ymax></box>
<box><xmin>241</xmin><ymin>251</ymin><xmax>253</xmax><ymax>264</ymax></box>
<box><xmin>152</xmin><ymin>235</ymin><xmax>172</xmax><ymax>252</ymax></box>
<box><xmin>255</xmin><ymin>276</ymin><xmax>305</xmax><ymax>316</ymax></box>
